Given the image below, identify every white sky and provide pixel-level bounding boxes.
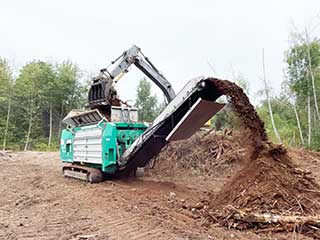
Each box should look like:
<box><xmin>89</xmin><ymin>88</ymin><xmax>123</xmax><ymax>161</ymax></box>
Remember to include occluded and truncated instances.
<box><xmin>1</xmin><ymin>0</ymin><xmax>320</xmax><ymax>105</ymax></box>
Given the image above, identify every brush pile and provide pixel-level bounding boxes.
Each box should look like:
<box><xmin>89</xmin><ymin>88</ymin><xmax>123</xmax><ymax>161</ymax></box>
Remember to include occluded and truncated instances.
<box><xmin>153</xmin><ymin>129</ymin><xmax>246</xmax><ymax>176</ymax></box>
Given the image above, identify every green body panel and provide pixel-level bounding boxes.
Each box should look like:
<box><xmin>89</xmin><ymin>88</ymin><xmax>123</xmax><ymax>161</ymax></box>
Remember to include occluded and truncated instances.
<box><xmin>101</xmin><ymin>122</ymin><xmax>118</xmax><ymax>173</ymax></box>
<box><xmin>60</xmin><ymin>121</ymin><xmax>147</xmax><ymax>174</ymax></box>
<box><xmin>60</xmin><ymin>129</ymin><xmax>74</xmax><ymax>162</ymax></box>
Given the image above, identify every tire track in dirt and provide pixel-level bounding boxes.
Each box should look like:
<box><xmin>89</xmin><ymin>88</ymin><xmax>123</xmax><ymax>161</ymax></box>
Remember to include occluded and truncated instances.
<box><xmin>94</xmin><ymin>213</ymin><xmax>173</xmax><ymax>240</ymax></box>
<box><xmin>0</xmin><ymin>152</ymin><xmax>204</xmax><ymax>240</ymax></box>
<box><xmin>0</xmin><ymin>202</ymin><xmax>178</xmax><ymax>240</ymax></box>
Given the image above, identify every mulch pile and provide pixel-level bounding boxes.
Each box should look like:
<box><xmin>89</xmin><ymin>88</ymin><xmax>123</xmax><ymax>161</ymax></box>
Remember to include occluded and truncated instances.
<box><xmin>207</xmin><ymin>78</ymin><xmax>320</xmax><ymax>237</ymax></box>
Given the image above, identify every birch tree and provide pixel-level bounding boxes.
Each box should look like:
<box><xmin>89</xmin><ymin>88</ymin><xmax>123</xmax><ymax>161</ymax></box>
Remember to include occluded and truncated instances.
<box><xmin>0</xmin><ymin>58</ymin><xmax>13</xmax><ymax>150</ymax></box>
<box><xmin>308</xmin><ymin>95</ymin><xmax>312</xmax><ymax>145</ymax></box>
<box><xmin>3</xmin><ymin>97</ymin><xmax>12</xmax><ymax>150</ymax></box>
<box><xmin>305</xmin><ymin>28</ymin><xmax>320</xmax><ymax>122</ymax></box>
<box><xmin>262</xmin><ymin>48</ymin><xmax>282</xmax><ymax>144</ymax></box>
<box><xmin>24</xmin><ymin>99</ymin><xmax>34</xmax><ymax>151</ymax></box>
<box><xmin>283</xmin><ymin>79</ymin><xmax>305</xmax><ymax>146</ymax></box>
<box><xmin>48</xmin><ymin>104</ymin><xmax>53</xmax><ymax>150</ymax></box>
<box><xmin>292</xmin><ymin>99</ymin><xmax>304</xmax><ymax>145</ymax></box>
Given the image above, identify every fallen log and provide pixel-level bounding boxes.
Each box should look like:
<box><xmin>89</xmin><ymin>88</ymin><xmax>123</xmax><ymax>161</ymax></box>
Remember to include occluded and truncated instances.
<box><xmin>231</xmin><ymin>208</ymin><xmax>320</xmax><ymax>227</ymax></box>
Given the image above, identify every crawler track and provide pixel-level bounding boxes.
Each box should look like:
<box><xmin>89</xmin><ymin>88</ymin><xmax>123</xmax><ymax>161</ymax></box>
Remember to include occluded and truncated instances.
<box><xmin>62</xmin><ymin>163</ymin><xmax>103</xmax><ymax>183</ymax></box>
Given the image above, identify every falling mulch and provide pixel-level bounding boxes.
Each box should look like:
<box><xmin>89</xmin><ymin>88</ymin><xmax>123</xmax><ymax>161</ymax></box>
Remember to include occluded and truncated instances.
<box><xmin>209</xmin><ymin>78</ymin><xmax>268</xmax><ymax>158</ymax></box>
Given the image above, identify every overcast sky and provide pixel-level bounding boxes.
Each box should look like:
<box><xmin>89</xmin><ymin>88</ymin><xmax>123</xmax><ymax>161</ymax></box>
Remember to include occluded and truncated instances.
<box><xmin>1</xmin><ymin>0</ymin><xmax>320</xmax><ymax>105</ymax></box>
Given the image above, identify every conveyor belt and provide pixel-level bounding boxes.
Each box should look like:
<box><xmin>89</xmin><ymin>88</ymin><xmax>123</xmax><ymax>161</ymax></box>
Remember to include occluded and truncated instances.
<box><xmin>118</xmin><ymin>77</ymin><xmax>224</xmax><ymax>174</ymax></box>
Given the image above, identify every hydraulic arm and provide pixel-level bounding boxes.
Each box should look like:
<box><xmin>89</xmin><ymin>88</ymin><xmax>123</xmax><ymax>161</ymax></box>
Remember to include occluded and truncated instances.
<box><xmin>88</xmin><ymin>45</ymin><xmax>176</xmax><ymax>115</ymax></box>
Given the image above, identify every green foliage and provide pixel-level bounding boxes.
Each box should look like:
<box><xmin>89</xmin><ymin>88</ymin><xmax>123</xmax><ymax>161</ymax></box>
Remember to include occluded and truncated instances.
<box><xmin>33</xmin><ymin>137</ymin><xmax>59</xmax><ymax>151</ymax></box>
<box><xmin>0</xmin><ymin>58</ymin><xmax>13</xmax><ymax>147</ymax></box>
<box><xmin>284</xmin><ymin>36</ymin><xmax>320</xmax><ymax>149</ymax></box>
<box><xmin>286</xmin><ymin>39</ymin><xmax>320</xmax><ymax>103</ymax></box>
<box><xmin>55</xmin><ymin>61</ymin><xmax>87</xmax><ymax>110</ymax></box>
<box><xmin>257</xmin><ymin>97</ymin><xmax>298</xmax><ymax>146</ymax></box>
<box><xmin>0</xmin><ymin>59</ymin><xmax>87</xmax><ymax>151</ymax></box>
<box><xmin>135</xmin><ymin>78</ymin><xmax>159</xmax><ymax>122</ymax></box>
<box><xmin>13</xmin><ymin>61</ymin><xmax>56</xmax><ymax>143</ymax></box>
<box><xmin>0</xmin><ymin>58</ymin><xmax>12</xmax><ymax>99</ymax></box>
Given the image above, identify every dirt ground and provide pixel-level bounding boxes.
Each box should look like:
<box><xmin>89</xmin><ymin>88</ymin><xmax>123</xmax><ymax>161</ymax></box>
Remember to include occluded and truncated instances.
<box><xmin>0</xmin><ymin>150</ymin><xmax>319</xmax><ymax>240</ymax></box>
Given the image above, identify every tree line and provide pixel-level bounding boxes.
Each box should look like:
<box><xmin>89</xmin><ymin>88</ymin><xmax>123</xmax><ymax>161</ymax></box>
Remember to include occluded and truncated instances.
<box><xmin>0</xmin><ymin>60</ymin><xmax>164</xmax><ymax>151</ymax></box>
<box><xmin>0</xmin><ymin>60</ymin><xmax>87</xmax><ymax>150</ymax></box>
